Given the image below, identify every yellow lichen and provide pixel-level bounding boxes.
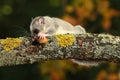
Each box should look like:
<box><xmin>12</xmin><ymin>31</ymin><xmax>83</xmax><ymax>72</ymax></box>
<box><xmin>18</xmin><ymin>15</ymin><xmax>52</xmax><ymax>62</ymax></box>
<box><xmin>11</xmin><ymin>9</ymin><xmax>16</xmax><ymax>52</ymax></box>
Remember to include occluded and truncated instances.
<box><xmin>54</xmin><ymin>34</ymin><xmax>75</xmax><ymax>47</ymax></box>
<box><xmin>0</xmin><ymin>38</ymin><xmax>22</xmax><ymax>51</ymax></box>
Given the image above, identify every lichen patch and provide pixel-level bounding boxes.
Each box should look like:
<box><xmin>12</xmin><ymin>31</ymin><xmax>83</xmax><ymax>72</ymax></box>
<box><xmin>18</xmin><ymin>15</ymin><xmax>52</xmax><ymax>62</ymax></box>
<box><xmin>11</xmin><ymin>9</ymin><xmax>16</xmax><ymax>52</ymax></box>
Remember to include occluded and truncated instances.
<box><xmin>0</xmin><ymin>38</ymin><xmax>22</xmax><ymax>51</ymax></box>
<box><xmin>54</xmin><ymin>34</ymin><xmax>75</xmax><ymax>47</ymax></box>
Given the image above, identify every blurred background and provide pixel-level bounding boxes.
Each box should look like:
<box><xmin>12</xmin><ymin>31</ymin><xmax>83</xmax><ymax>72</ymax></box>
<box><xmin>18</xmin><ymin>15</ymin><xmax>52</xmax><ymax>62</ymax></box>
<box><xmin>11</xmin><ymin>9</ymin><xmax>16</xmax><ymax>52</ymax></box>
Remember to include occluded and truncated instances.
<box><xmin>0</xmin><ymin>0</ymin><xmax>120</xmax><ymax>80</ymax></box>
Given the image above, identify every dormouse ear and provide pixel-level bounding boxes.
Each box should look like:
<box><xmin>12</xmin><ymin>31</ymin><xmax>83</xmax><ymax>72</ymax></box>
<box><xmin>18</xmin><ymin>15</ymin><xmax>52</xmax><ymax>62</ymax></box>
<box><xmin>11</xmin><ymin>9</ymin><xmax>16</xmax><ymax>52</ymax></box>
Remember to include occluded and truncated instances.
<box><xmin>38</xmin><ymin>17</ymin><xmax>45</xmax><ymax>24</ymax></box>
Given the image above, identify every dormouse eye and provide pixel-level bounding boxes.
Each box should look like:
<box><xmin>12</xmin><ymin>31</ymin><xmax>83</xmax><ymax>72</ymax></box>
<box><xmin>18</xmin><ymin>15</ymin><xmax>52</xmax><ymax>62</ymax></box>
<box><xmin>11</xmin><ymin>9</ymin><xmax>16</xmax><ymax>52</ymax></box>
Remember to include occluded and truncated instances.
<box><xmin>33</xmin><ymin>29</ymin><xmax>39</xmax><ymax>34</ymax></box>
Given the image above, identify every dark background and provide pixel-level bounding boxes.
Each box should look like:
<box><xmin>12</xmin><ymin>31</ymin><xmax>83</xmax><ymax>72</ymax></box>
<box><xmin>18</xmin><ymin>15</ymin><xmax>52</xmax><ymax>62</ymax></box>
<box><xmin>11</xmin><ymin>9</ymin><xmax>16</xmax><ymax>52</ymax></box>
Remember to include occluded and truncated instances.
<box><xmin>0</xmin><ymin>0</ymin><xmax>120</xmax><ymax>80</ymax></box>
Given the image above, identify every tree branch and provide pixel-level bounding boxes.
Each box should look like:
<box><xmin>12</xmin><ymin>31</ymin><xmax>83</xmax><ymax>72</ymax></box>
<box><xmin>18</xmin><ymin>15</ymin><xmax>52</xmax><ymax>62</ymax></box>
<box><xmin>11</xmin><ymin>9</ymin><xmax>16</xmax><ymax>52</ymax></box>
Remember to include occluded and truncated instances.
<box><xmin>0</xmin><ymin>33</ymin><xmax>120</xmax><ymax>67</ymax></box>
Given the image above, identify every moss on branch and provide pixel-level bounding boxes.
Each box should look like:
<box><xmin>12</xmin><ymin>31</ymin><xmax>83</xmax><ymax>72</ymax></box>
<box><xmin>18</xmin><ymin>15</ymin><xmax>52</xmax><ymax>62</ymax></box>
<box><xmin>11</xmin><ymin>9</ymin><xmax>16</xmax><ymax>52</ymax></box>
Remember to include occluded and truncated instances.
<box><xmin>0</xmin><ymin>33</ymin><xmax>120</xmax><ymax>67</ymax></box>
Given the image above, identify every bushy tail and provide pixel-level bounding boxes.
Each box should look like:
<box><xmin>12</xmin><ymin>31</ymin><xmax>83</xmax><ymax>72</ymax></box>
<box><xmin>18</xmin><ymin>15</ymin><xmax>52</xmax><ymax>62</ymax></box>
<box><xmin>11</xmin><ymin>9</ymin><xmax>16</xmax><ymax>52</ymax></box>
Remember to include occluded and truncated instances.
<box><xmin>71</xmin><ymin>59</ymin><xmax>99</xmax><ymax>66</ymax></box>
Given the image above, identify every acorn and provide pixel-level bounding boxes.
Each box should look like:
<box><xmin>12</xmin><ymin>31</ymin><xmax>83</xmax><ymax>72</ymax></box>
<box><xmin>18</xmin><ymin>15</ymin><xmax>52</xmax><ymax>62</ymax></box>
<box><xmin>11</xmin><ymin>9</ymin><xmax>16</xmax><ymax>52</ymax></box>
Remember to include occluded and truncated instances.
<box><xmin>38</xmin><ymin>37</ymin><xmax>49</xmax><ymax>43</ymax></box>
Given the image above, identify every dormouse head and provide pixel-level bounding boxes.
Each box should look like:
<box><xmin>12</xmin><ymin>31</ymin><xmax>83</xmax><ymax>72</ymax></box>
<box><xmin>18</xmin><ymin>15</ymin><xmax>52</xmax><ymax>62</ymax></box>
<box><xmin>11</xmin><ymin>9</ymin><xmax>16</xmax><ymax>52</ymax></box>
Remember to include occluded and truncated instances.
<box><xmin>30</xmin><ymin>16</ymin><xmax>45</xmax><ymax>35</ymax></box>
<box><xmin>30</xmin><ymin>16</ymin><xmax>56</xmax><ymax>36</ymax></box>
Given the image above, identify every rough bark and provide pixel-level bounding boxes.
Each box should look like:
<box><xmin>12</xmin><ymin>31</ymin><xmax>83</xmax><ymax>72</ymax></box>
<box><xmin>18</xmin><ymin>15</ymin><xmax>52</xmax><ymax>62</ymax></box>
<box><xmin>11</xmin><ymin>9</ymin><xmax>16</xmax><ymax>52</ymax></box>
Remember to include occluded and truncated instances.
<box><xmin>0</xmin><ymin>33</ymin><xmax>120</xmax><ymax>67</ymax></box>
